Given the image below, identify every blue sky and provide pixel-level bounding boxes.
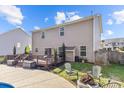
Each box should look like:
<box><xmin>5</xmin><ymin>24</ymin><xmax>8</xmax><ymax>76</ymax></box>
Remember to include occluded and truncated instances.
<box><xmin>0</xmin><ymin>5</ymin><xmax>124</xmax><ymax>40</ymax></box>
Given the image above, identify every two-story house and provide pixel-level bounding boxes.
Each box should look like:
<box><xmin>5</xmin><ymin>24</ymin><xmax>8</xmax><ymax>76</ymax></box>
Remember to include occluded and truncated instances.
<box><xmin>102</xmin><ymin>38</ymin><xmax>124</xmax><ymax>51</ymax></box>
<box><xmin>32</xmin><ymin>15</ymin><xmax>102</xmax><ymax>63</ymax></box>
<box><xmin>0</xmin><ymin>28</ymin><xmax>31</xmax><ymax>55</ymax></box>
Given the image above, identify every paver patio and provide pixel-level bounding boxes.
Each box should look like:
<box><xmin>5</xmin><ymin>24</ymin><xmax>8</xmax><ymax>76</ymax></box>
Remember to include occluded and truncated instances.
<box><xmin>0</xmin><ymin>65</ymin><xmax>75</xmax><ymax>88</ymax></box>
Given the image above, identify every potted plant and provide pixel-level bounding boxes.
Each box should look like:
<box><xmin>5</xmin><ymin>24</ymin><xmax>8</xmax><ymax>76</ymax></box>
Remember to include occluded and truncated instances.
<box><xmin>79</xmin><ymin>56</ymin><xmax>84</xmax><ymax>63</ymax></box>
<box><xmin>80</xmin><ymin>56</ymin><xmax>87</xmax><ymax>63</ymax></box>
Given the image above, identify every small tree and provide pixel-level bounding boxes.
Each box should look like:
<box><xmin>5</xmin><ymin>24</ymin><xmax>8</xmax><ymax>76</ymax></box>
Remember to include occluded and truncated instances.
<box><xmin>62</xmin><ymin>43</ymin><xmax>66</xmax><ymax>62</ymax></box>
<box><xmin>25</xmin><ymin>46</ymin><xmax>30</xmax><ymax>54</ymax></box>
<box><xmin>119</xmin><ymin>47</ymin><xmax>124</xmax><ymax>51</ymax></box>
<box><xmin>53</xmin><ymin>49</ymin><xmax>57</xmax><ymax>63</ymax></box>
<box><xmin>13</xmin><ymin>45</ymin><xmax>16</xmax><ymax>55</ymax></box>
<box><xmin>25</xmin><ymin>47</ymin><xmax>26</xmax><ymax>54</ymax></box>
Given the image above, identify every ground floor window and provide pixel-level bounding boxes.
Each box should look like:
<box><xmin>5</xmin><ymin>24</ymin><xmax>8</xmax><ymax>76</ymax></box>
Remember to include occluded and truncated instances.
<box><xmin>80</xmin><ymin>46</ymin><xmax>86</xmax><ymax>56</ymax></box>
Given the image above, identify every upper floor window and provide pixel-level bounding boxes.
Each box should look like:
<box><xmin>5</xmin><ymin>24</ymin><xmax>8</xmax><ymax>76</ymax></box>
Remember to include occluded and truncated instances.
<box><xmin>122</xmin><ymin>42</ymin><xmax>124</xmax><ymax>45</ymax></box>
<box><xmin>59</xmin><ymin>27</ymin><xmax>64</xmax><ymax>36</ymax></box>
<box><xmin>112</xmin><ymin>42</ymin><xmax>116</xmax><ymax>46</ymax></box>
<box><xmin>41</xmin><ymin>32</ymin><xmax>45</xmax><ymax>39</ymax></box>
<box><xmin>80</xmin><ymin>46</ymin><xmax>86</xmax><ymax>56</ymax></box>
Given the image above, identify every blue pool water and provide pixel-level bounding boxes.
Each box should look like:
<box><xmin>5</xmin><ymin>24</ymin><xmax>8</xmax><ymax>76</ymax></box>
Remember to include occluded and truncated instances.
<box><xmin>0</xmin><ymin>82</ymin><xmax>14</xmax><ymax>88</ymax></box>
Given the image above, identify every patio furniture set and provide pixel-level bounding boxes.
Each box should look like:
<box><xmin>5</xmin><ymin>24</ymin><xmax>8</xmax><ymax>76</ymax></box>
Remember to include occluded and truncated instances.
<box><xmin>5</xmin><ymin>54</ymin><xmax>63</xmax><ymax>70</ymax></box>
<box><xmin>0</xmin><ymin>54</ymin><xmax>121</xmax><ymax>88</ymax></box>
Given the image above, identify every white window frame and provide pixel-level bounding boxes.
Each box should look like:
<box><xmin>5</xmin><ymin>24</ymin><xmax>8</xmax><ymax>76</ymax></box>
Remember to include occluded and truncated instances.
<box><xmin>80</xmin><ymin>46</ymin><xmax>86</xmax><ymax>57</ymax></box>
<box><xmin>59</xmin><ymin>27</ymin><xmax>64</xmax><ymax>36</ymax></box>
<box><xmin>41</xmin><ymin>32</ymin><xmax>45</xmax><ymax>39</ymax></box>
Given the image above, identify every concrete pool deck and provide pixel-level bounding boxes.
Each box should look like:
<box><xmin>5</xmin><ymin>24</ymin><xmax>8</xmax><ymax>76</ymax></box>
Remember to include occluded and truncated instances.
<box><xmin>0</xmin><ymin>65</ymin><xmax>75</xmax><ymax>88</ymax></box>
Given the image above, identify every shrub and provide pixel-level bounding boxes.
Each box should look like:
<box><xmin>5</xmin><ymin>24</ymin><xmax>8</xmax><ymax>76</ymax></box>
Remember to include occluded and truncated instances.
<box><xmin>53</xmin><ymin>49</ymin><xmax>57</xmax><ymax>63</ymax></box>
<box><xmin>119</xmin><ymin>47</ymin><xmax>124</xmax><ymax>51</ymax></box>
<box><xmin>13</xmin><ymin>45</ymin><xmax>16</xmax><ymax>55</ymax></box>
<box><xmin>25</xmin><ymin>45</ymin><xmax>30</xmax><ymax>54</ymax></box>
<box><xmin>62</xmin><ymin>43</ymin><xmax>66</xmax><ymax>62</ymax></box>
<box><xmin>53</xmin><ymin>68</ymin><xmax>62</xmax><ymax>74</ymax></box>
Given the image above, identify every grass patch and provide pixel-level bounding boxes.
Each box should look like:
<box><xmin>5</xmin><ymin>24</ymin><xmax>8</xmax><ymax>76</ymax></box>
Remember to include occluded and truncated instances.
<box><xmin>71</xmin><ymin>62</ymin><xmax>92</xmax><ymax>71</ymax></box>
<box><xmin>102</xmin><ymin>64</ymin><xmax>124</xmax><ymax>82</ymax></box>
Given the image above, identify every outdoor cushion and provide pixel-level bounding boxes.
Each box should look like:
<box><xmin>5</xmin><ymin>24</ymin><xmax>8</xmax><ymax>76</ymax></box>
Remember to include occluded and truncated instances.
<box><xmin>7</xmin><ymin>60</ymin><xmax>17</xmax><ymax>66</ymax></box>
<box><xmin>37</xmin><ymin>60</ymin><xmax>51</xmax><ymax>65</ymax></box>
<box><xmin>23</xmin><ymin>61</ymin><xmax>36</xmax><ymax>68</ymax></box>
<box><xmin>33</xmin><ymin>59</ymin><xmax>37</xmax><ymax>62</ymax></box>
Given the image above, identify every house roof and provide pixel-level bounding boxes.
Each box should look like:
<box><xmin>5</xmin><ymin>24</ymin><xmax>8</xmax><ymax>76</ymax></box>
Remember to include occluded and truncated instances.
<box><xmin>0</xmin><ymin>28</ymin><xmax>31</xmax><ymax>37</ymax></box>
<box><xmin>103</xmin><ymin>38</ymin><xmax>124</xmax><ymax>41</ymax></box>
<box><xmin>32</xmin><ymin>14</ymin><xmax>102</xmax><ymax>33</ymax></box>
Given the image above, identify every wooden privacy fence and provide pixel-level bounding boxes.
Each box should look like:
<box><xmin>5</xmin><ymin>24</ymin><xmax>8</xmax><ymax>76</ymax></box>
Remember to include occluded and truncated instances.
<box><xmin>95</xmin><ymin>49</ymin><xmax>124</xmax><ymax>65</ymax></box>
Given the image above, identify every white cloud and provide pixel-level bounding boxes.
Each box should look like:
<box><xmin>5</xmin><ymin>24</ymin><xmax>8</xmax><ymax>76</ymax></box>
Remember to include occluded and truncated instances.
<box><xmin>66</xmin><ymin>11</ymin><xmax>76</xmax><ymax>15</ymax></box>
<box><xmin>107</xmin><ymin>30</ymin><xmax>113</xmax><ymax>35</ymax></box>
<box><xmin>112</xmin><ymin>10</ymin><xmax>124</xmax><ymax>24</ymax></box>
<box><xmin>67</xmin><ymin>15</ymin><xmax>81</xmax><ymax>22</ymax></box>
<box><xmin>55</xmin><ymin>12</ymin><xmax>66</xmax><ymax>24</ymax></box>
<box><xmin>34</xmin><ymin>26</ymin><xmax>40</xmax><ymax>30</ymax></box>
<box><xmin>106</xmin><ymin>19</ymin><xmax>113</xmax><ymax>25</ymax></box>
<box><xmin>0</xmin><ymin>5</ymin><xmax>24</xmax><ymax>25</ymax></box>
<box><xmin>54</xmin><ymin>11</ymin><xmax>81</xmax><ymax>24</ymax></box>
<box><xmin>44</xmin><ymin>17</ymin><xmax>48</xmax><ymax>22</ymax></box>
<box><xmin>66</xmin><ymin>11</ymin><xmax>78</xmax><ymax>17</ymax></box>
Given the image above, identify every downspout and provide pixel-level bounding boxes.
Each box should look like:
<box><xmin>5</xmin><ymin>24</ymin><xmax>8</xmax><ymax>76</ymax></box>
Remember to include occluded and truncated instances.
<box><xmin>92</xmin><ymin>15</ymin><xmax>95</xmax><ymax>63</ymax></box>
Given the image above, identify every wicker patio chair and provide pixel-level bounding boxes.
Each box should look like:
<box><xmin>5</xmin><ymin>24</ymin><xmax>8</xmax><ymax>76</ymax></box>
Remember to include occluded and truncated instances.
<box><xmin>7</xmin><ymin>55</ymin><xmax>20</xmax><ymax>66</ymax></box>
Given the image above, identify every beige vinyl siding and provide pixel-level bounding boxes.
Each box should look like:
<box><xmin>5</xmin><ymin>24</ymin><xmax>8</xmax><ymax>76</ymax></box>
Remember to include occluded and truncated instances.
<box><xmin>32</xmin><ymin>19</ymin><xmax>94</xmax><ymax>62</ymax></box>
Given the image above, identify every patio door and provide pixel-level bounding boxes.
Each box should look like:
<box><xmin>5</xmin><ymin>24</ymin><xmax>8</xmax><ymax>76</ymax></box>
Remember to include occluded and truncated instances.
<box><xmin>45</xmin><ymin>48</ymin><xmax>51</xmax><ymax>56</ymax></box>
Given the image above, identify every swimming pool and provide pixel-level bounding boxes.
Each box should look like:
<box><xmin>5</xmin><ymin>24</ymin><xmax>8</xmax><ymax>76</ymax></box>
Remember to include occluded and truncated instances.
<box><xmin>0</xmin><ymin>82</ymin><xmax>14</xmax><ymax>88</ymax></box>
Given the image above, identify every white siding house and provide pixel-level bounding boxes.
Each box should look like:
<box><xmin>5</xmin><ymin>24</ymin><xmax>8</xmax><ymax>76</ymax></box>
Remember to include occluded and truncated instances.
<box><xmin>0</xmin><ymin>28</ymin><xmax>31</xmax><ymax>55</ymax></box>
<box><xmin>102</xmin><ymin>38</ymin><xmax>124</xmax><ymax>51</ymax></box>
<box><xmin>32</xmin><ymin>15</ymin><xmax>102</xmax><ymax>63</ymax></box>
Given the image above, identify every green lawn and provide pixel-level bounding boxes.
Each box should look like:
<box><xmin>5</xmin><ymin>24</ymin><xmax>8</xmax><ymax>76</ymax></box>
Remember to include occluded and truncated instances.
<box><xmin>102</xmin><ymin>64</ymin><xmax>124</xmax><ymax>82</ymax></box>
<box><xmin>52</xmin><ymin>62</ymin><xmax>124</xmax><ymax>87</ymax></box>
<box><xmin>71</xmin><ymin>63</ymin><xmax>124</xmax><ymax>82</ymax></box>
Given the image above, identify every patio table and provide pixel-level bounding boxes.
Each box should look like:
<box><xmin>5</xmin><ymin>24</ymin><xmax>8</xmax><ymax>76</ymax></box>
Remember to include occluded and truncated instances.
<box><xmin>23</xmin><ymin>61</ymin><xmax>36</xmax><ymax>69</ymax></box>
<box><xmin>7</xmin><ymin>60</ymin><xmax>17</xmax><ymax>66</ymax></box>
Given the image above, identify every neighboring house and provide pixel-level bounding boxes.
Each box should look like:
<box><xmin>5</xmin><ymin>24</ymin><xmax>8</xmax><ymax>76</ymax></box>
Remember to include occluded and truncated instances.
<box><xmin>102</xmin><ymin>38</ymin><xmax>124</xmax><ymax>51</ymax></box>
<box><xmin>0</xmin><ymin>28</ymin><xmax>31</xmax><ymax>55</ymax></box>
<box><xmin>32</xmin><ymin>14</ymin><xmax>102</xmax><ymax>63</ymax></box>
